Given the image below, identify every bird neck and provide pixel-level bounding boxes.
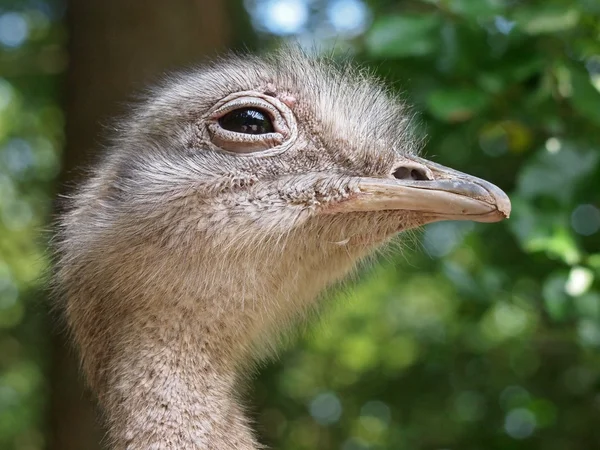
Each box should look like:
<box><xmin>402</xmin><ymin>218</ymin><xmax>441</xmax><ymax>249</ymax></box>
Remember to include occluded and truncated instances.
<box><xmin>75</xmin><ymin>225</ymin><xmax>375</xmax><ymax>449</ymax></box>
<box><xmin>99</xmin><ymin>308</ymin><xmax>261</xmax><ymax>450</ymax></box>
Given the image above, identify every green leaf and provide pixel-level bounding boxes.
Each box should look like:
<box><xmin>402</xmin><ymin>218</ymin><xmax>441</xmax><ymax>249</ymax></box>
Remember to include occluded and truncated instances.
<box><xmin>542</xmin><ymin>273</ymin><xmax>571</xmax><ymax>321</ymax></box>
<box><xmin>514</xmin><ymin>6</ymin><xmax>580</xmax><ymax>34</ymax></box>
<box><xmin>588</xmin><ymin>254</ymin><xmax>600</xmax><ymax>273</ymax></box>
<box><xmin>448</xmin><ymin>0</ymin><xmax>505</xmax><ymax>19</ymax></box>
<box><xmin>516</xmin><ymin>144</ymin><xmax>599</xmax><ymax>203</ymax></box>
<box><xmin>528</xmin><ymin>398</ymin><xmax>558</xmax><ymax>428</ymax></box>
<box><xmin>568</xmin><ymin>64</ymin><xmax>600</xmax><ymax>126</ymax></box>
<box><xmin>425</xmin><ymin>88</ymin><xmax>490</xmax><ymax>122</ymax></box>
<box><xmin>577</xmin><ymin>319</ymin><xmax>600</xmax><ymax>347</ymax></box>
<box><xmin>365</xmin><ymin>15</ymin><xmax>441</xmax><ymax>58</ymax></box>
<box><xmin>574</xmin><ymin>292</ymin><xmax>600</xmax><ymax>320</ymax></box>
<box><xmin>509</xmin><ymin>199</ymin><xmax>581</xmax><ymax>265</ymax></box>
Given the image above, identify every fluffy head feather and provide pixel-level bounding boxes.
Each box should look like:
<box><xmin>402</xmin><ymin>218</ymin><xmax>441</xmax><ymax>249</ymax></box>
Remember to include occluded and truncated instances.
<box><xmin>56</xmin><ymin>48</ymin><xmax>424</xmax><ymax>377</ymax></box>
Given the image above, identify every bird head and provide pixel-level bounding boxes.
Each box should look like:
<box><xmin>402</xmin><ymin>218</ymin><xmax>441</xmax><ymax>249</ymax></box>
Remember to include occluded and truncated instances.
<box><xmin>88</xmin><ymin>49</ymin><xmax>509</xmax><ymax>260</ymax></box>
<box><xmin>58</xmin><ymin>48</ymin><xmax>512</xmax><ymax>379</ymax></box>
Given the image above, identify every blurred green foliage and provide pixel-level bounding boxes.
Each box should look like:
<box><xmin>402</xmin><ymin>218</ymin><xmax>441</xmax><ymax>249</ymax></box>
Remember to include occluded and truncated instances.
<box><xmin>0</xmin><ymin>1</ymin><xmax>65</xmax><ymax>448</ymax></box>
<box><xmin>0</xmin><ymin>0</ymin><xmax>599</xmax><ymax>449</ymax></box>
<box><xmin>250</xmin><ymin>1</ymin><xmax>600</xmax><ymax>449</ymax></box>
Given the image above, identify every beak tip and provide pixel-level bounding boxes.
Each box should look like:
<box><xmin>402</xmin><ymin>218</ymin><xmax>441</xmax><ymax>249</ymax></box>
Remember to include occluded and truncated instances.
<box><xmin>496</xmin><ymin>192</ymin><xmax>512</xmax><ymax>220</ymax></box>
<box><xmin>476</xmin><ymin>176</ymin><xmax>511</xmax><ymax>222</ymax></box>
<box><xmin>486</xmin><ymin>196</ymin><xmax>511</xmax><ymax>222</ymax></box>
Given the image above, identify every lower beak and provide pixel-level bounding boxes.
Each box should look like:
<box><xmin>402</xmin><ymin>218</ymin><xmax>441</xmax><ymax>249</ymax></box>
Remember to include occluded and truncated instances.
<box><xmin>331</xmin><ymin>157</ymin><xmax>511</xmax><ymax>223</ymax></box>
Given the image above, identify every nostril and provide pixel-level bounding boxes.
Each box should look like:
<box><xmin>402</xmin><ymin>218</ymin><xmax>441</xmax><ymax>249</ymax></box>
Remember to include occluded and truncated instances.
<box><xmin>392</xmin><ymin>165</ymin><xmax>430</xmax><ymax>181</ymax></box>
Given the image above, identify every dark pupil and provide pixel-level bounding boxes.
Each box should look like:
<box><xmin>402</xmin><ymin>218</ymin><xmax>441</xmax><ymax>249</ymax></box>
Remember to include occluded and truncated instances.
<box><xmin>218</xmin><ymin>108</ymin><xmax>274</xmax><ymax>135</ymax></box>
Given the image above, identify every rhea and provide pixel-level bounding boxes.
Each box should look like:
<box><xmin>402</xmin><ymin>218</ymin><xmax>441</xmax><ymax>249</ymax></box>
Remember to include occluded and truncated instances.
<box><xmin>55</xmin><ymin>50</ymin><xmax>510</xmax><ymax>449</ymax></box>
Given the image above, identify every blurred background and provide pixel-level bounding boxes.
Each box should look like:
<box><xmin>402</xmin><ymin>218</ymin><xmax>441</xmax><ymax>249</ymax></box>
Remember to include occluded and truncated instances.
<box><xmin>0</xmin><ymin>0</ymin><xmax>599</xmax><ymax>449</ymax></box>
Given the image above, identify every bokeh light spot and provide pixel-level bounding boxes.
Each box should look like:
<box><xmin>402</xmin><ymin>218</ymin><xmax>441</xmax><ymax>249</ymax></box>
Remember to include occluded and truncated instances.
<box><xmin>571</xmin><ymin>204</ymin><xmax>600</xmax><ymax>236</ymax></box>
<box><xmin>0</xmin><ymin>385</ymin><xmax>19</xmax><ymax>408</ymax></box>
<box><xmin>0</xmin><ymin>280</ymin><xmax>18</xmax><ymax>310</ymax></box>
<box><xmin>327</xmin><ymin>0</ymin><xmax>369</xmax><ymax>37</ymax></box>
<box><xmin>360</xmin><ymin>400</ymin><xmax>391</xmax><ymax>425</ymax></box>
<box><xmin>481</xmin><ymin>302</ymin><xmax>531</xmax><ymax>342</ymax></box>
<box><xmin>2</xmin><ymin>138</ymin><xmax>34</xmax><ymax>175</ymax></box>
<box><xmin>577</xmin><ymin>319</ymin><xmax>600</xmax><ymax>347</ymax></box>
<box><xmin>479</xmin><ymin>123</ymin><xmax>509</xmax><ymax>157</ymax></box>
<box><xmin>494</xmin><ymin>16</ymin><xmax>515</xmax><ymax>35</ymax></box>
<box><xmin>424</xmin><ymin>221</ymin><xmax>474</xmax><ymax>258</ymax></box>
<box><xmin>504</xmin><ymin>408</ymin><xmax>536</xmax><ymax>439</ymax></box>
<box><xmin>565</xmin><ymin>266</ymin><xmax>593</xmax><ymax>297</ymax></box>
<box><xmin>0</xmin><ymin>78</ymin><xmax>15</xmax><ymax>110</ymax></box>
<box><xmin>248</xmin><ymin>0</ymin><xmax>309</xmax><ymax>35</ymax></box>
<box><xmin>342</xmin><ymin>437</ymin><xmax>369</xmax><ymax>450</ymax></box>
<box><xmin>545</xmin><ymin>137</ymin><xmax>561</xmax><ymax>153</ymax></box>
<box><xmin>1</xmin><ymin>200</ymin><xmax>33</xmax><ymax>230</ymax></box>
<box><xmin>0</xmin><ymin>12</ymin><xmax>29</xmax><ymax>48</ymax></box>
<box><xmin>309</xmin><ymin>391</ymin><xmax>342</xmax><ymax>425</ymax></box>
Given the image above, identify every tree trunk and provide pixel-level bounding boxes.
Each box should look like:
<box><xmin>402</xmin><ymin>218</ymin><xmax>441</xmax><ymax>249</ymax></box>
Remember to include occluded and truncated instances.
<box><xmin>50</xmin><ymin>2</ymin><xmax>232</xmax><ymax>448</ymax></box>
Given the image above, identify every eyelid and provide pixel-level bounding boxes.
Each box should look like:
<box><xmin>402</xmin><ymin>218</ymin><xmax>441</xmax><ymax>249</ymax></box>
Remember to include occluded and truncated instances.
<box><xmin>213</xmin><ymin>97</ymin><xmax>273</xmax><ymax>116</ymax></box>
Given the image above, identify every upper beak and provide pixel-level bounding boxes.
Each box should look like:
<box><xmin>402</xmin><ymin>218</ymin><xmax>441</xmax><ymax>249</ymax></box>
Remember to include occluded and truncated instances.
<box><xmin>331</xmin><ymin>156</ymin><xmax>511</xmax><ymax>223</ymax></box>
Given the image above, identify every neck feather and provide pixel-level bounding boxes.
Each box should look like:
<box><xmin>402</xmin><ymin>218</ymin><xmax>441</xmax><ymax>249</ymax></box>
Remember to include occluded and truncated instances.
<box><xmin>65</xmin><ymin>223</ymin><xmax>378</xmax><ymax>449</ymax></box>
<box><xmin>94</xmin><ymin>309</ymin><xmax>261</xmax><ymax>450</ymax></box>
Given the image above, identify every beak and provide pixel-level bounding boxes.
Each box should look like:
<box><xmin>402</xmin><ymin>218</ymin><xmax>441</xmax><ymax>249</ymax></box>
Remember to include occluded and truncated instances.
<box><xmin>331</xmin><ymin>156</ymin><xmax>511</xmax><ymax>223</ymax></box>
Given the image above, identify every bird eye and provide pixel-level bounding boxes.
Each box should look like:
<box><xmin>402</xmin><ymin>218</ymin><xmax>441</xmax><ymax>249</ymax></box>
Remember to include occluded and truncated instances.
<box><xmin>205</xmin><ymin>92</ymin><xmax>297</xmax><ymax>155</ymax></box>
<box><xmin>218</xmin><ymin>108</ymin><xmax>274</xmax><ymax>135</ymax></box>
